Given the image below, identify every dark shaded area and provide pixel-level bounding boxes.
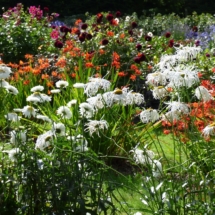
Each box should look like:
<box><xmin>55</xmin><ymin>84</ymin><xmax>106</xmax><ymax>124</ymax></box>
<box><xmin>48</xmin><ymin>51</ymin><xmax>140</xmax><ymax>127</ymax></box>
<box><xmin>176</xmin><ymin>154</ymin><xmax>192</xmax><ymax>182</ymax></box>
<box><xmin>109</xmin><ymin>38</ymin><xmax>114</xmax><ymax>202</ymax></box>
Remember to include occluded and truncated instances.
<box><xmin>1</xmin><ymin>0</ymin><xmax>215</xmax><ymax>18</ymax></box>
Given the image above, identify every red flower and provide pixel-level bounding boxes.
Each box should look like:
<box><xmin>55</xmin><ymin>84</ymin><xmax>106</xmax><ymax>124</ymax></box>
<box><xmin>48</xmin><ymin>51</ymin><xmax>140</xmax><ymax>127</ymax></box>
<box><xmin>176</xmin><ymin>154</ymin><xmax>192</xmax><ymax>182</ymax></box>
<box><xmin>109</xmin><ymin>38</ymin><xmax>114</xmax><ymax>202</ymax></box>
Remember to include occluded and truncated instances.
<box><xmin>115</xmin><ymin>11</ymin><xmax>121</xmax><ymax>17</ymax></box>
<box><xmin>101</xmin><ymin>38</ymin><xmax>109</xmax><ymax>45</ymax></box>
<box><xmin>165</xmin><ymin>32</ymin><xmax>171</xmax><ymax>38</ymax></box>
<box><xmin>136</xmin><ymin>44</ymin><xmax>142</xmax><ymax>51</ymax></box>
<box><xmin>192</xmin><ymin>26</ymin><xmax>198</xmax><ymax>32</ymax></box>
<box><xmin>54</xmin><ymin>40</ymin><xmax>63</xmax><ymax>48</ymax></box>
<box><xmin>106</xmin><ymin>13</ymin><xmax>114</xmax><ymax>21</ymax></box>
<box><xmin>131</xmin><ymin>22</ymin><xmax>138</xmax><ymax>28</ymax></box>
<box><xmin>81</xmin><ymin>23</ymin><xmax>88</xmax><ymax>30</ymax></box>
<box><xmin>168</xmin><ymin>39</ymin><xmax>174</xmax><ymax>47</ymax></box>
<box><xmin>96</xmin><ymin>13</ymin><xmax>103</xmax><ymax>23</ymax></box>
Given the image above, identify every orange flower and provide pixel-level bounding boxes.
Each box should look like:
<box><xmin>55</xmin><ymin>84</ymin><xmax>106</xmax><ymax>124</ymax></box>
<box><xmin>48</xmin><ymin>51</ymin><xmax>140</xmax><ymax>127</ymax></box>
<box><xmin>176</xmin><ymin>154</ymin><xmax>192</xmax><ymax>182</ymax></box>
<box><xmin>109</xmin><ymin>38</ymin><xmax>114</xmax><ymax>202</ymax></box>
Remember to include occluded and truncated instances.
<box><xmin>25</xmin><ymin>54</ymin><xmax>33</xmax><ymax>59</ymax></box>
<box><xmin>135</xmin><ymin>69</ymin><xmax>141</xmax><ymax>76</ymax></box>
<box><xmin>118</xmin><ymin>71</ymin><xmax>127</xmax><ymax>77</ymax></box>
<box><xmin>130</xmin><ymin>74</ymin><xmax>136</xmax><ymax>81</ymax></box>
<box><xmin>120</xmin><ymin>33</ymin><xmax>125</xmax><ymax>39</ymax></box>
<box><xmin>51</xmin><ymin>71</ymin><xmax>58</xmax><ymax>77</ymax></box>
<box><xmin>85</xmin><ymin>62</ymin><xmax>94</xmax><ymax>68</ymax></box>
<box><xmin>212</xmin><ymin>68</ymin><xmax>215</xmax><ymax>73</ymax></box>
<box><xmin>99</xmin><ymin>49</ymin><xmax>105</xmax><ymax>55</ymax></box>
<box><xmin>107</xmin><ymin>31</ymin><xmax>114</xmax><ymax>37</ymax></box>
<box><xmin>163</xmin><ymin>129</ymin><xmax>170</xmax><ymax>135</ymax></box>
<box><xmin>130</xmin><ymin>64</ymin><xmax>138</xmax><ymax>71</ymax></box>
<box><xmin>55</xmin><ymin>58</ymin><xmax>67</xmax><ymax>68</ymax></box>
<box><xmin>70</xmin><ymin>73</ymin><xmax>76</xmax><ymax>78</ymax></box>
<box><xmin>23</xmin><ymin>80</ymin><xmax>30</xmax><ymax>85</ymax></box>
<box><xmin>32</xmin><ymin>68</ymin><xmax>41</xmax><ymax>75</ymax></box>
<box><xmin>75</xmin><ymin>19</ymin><xmax>82</xmax><ymax>26</ymax></box>
<box><xmin>42</xmin><ymin>74</ymin><xmax>49</xmax><ymax>79</ymax></box>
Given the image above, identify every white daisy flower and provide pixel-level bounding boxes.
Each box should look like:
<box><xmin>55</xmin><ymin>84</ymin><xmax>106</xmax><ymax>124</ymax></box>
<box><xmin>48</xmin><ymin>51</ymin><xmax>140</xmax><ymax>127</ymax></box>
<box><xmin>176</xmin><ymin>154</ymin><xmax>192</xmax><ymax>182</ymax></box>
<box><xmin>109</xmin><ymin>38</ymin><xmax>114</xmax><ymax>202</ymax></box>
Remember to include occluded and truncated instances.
<box><xmin>50</xmin><ymin>89</ymin><xmax>61</xmax><ymax>94</ymax></box>
<box><xmin>4</xmin><ymin>85</ymin><xmax>19</xmax><ymax>95</ymax></box>
<box><xmin>22</xmin><ymin>105</ymin><xmax>38</xmax><ymax>118</ymax></box>
<box><xmin>161</xmin><ymin>111</ymin><xmax>180</xmax><ymax>122</ymax></box>
<box><xmin>52</xmin><ymin>122</ymin><xmax>66</xmax><ymax>136</ymax></box>
<box><xmin>30</xmin><ymin>85</ymin><xmax>44</xmax><ymax>92</ymax></box>
<box><xmin>85</xmin><ymin>120</ymin><xmax>109</xmax><ymax>136</ymax></box>
<box><xmin>102</xmin><ymin>92</ymin><xmax>114</xmax><ymax>107</ymax></box>
<box><xmin>133</xmin><ymin>93</ymin><xmax>145</xmax><ymax>105</ymax></box>
<box><xmin>10</xmin><ymin>130</ymin><xmax>27</xmax><ymax>144</ymax></box>
<box><xmin>67</xmin><ymin>99</ymin><xmax>77</xmax><ymax>107</ymax></box>
<box><xmin>56</xmin><ymin>106</ymin><xmax>72</xmax><ymax>119</ymax></box>
<box><xmin>0</xmin><ymin>64</ymin><xmax>12</xmax><ymax>79</ymax></box>
<box><xmin>0</xmin><ymin>79</ymin><xmax>9</xmax><ymax>87</ymax></box>
<box><xmin>152</xmin><ymin>86</ymin><xmax>169</xmax><ymax>100</ymax></box>
<box><xmin>79</xmin><ymin>102</ymin><xmax>95</xmax><ymax>118</ymax></box>
<box><xmin>146</xmin><ymin>72</ymin><xmax>167</xmax><ymax>87</ymax></box>
<box><xmin>88</xmin><ymin>77</ymin><xmax>111</xmax><ymax>92</ymax></box>
<box><xmin>26</xmin><ymin>92</ymin><xmax>52</xmax><ymax>103</ymax></box>
<box><xmin>165</xmin><ymin>101</ymin><xmax>190</xmax><ymax>115</ymax></box>
<box><xmin>140</xmin><ymin>109</ymin><xmax>160</xmax><ymax>123</ymax></box>
<box><xmin>35</xmin><ymin>130</ymin><xmax>54</xmax><ymax>151</ymax></box>
<box><xmin>152</xmin><ymin>160</ymin><xmax>163</xmax><ymax>178</ymax></box>
<box><xmin>73</xmin><ymin>83</ymin><xmax>85</xmax><ymax>88</ymax></box>
<box><xmin>195</xmin><ymin>86</ymin><xmax>213</xmax><ymax>102</ymax></box>
<box><xmin>202</xmin><ymin>123</ymin><xmax>215</xmax><ymax>138</ymax></box>
<box><xmin>36</xmin><ymin>114</ymin><xmax>52</xmax><ymax>123</ymax></box>
<box><xmin>13</xmin><ymin>108</ymin><xmax>23</xmax><ymax>113</ymax></box>
<box><xmin>3</xmin><ymin>148</ymin><xmax>21</xmax><ymax>162</ymax></box>
<box><xmin>55</xmin><ymin>80</ymin><xmax>69</xmax><ymax>88</ymax></box>
<box><xmin>5</xmin><ymin>112</ymin><xmax>20</xmax><ymax>122</ymax></box>
<box><xmin>130</xmin><ymin>148</ymin><xmax>155</xmax><ymax>165</ymax></box>
<box><xmin>86</xmin><ymin>94</ymin><xmax>105</xmax><ymax>110</ymax></box>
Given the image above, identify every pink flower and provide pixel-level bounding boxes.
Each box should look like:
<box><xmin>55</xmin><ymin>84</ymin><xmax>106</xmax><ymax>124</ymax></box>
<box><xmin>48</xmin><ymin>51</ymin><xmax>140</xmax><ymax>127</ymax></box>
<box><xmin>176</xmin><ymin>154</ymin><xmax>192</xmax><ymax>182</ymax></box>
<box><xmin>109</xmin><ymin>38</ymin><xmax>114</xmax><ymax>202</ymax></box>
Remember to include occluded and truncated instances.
<box><xmin>50</xmin><ymin>29</ymin><xmax>59</xmax><ymax>40</ymax></box>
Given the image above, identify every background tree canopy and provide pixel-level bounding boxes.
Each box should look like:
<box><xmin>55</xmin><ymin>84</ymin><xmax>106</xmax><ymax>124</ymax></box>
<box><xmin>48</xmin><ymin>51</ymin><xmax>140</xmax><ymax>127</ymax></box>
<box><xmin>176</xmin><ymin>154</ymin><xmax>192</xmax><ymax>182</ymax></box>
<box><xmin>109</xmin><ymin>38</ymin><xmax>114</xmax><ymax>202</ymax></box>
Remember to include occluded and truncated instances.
<box><xmin>0</xmin><ymin>0</ymin><xmax>215</xmax><ymax>19</ymax></box>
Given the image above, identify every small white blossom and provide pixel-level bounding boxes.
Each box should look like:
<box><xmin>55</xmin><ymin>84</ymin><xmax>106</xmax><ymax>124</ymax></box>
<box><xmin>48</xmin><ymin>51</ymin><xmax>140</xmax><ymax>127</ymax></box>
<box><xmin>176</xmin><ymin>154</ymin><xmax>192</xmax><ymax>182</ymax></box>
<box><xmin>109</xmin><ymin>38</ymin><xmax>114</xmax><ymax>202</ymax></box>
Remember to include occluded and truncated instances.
<box><xmin>165</xmin><ymin>101</ymin><xmax>190</xmax><ymax>115</ymax></box>
<box><xmin>86</xmin><ymin>94</ymin><xmax>105</xmax><ymax>110</ymax></box>
<box><xmin>79</xmin><ymin>102</ymin><xmax>95</xmax><ymax>118</ymax></box>
<box><xmin>140</xmin><ymin>109</ymin><xmax>160</xmax><ymax>123</ymax></box>
<box><xmin>67</xmin><ymin>99</ymin><xmax>77</xmax><ymax>107</ymax></box>
<box><xmin>55</xmin><ymin>80</ymin><xmax>69</xmax><ymax>88</ymax></box>
<box><xmin>22</xmin><ymin>105</ymin><xmax>38</xmax><ymax>118</ymax></box>
<box><xmin>195</xmin><ymin>86</ymin><xmax>213</xmax><ymax>102</ymax></box>
<box><xmin>130</xmin><ymin>148</ymin><xmax>155</xmax><ymax>165</ymax></box>
<box><xmin>202</xmin><ymin>123</ymin><xmax>215</xmax><ymax>138</ymax></box>
<box><xmin>57</xmin><ymin>106</ymin><xmax>72</xmax><ymax>119</ymax></box>
<box><xmin>85</xmin><ymin>120</ymin><xmax>109</xmax><ymax>136</ymax></box>
<box><xmin>10</xmin><ymin>130</ymin><xmax>27</xmax><ymax>144</ymax></box>
<box><xmin>3</xmin><ymin>148</ymin><xmax>21</xmax><ymax>161</ymax></box>
<box><xmin>4</xmin><ymin>85</ymin><xmax>19</xmax><ymax>95</ymax></box>
<box><xmin>35</xmin><ymin>130</ymin><xmax>54</xmax><ymax>151</ymax></box>
<box><xmin>50</xmin><ymin>89</ymin><xmax>61</xmax><ymax>94</ymax></box>
<box><xmin>152</xmin><ymin>86</ymin><xmax>169</xmax><ymax>99</ymax></box>
<box><xmin>52</xmin><ymin>122</ymin><xmax>66</xmax><ymax>136</ymax></box>
<box><xmin>5</xmin><ymin>113</ymin><xmax>20</xmax><ymax>122</ymax></box>
<box><xmin>152</xmin><ymin>160</ymin><xmax>163</xmax><ymax>178</ymax></box>
<box><xmin>73</xmin><ymin>83</ymin><xmax>85</xmax><ymax>88</ymax></box>
<box><xmin>26</xmin><ymin>92</ymin><xmax>51</xmax><ymax>103</ymax></box>
<box><xmin>36</xmin><ymin>114</ymin><xmax>52</xmax><ymax>123</ymax></box>
<box><xmin>146</xmin><ymin>72</ymin><xmax>167</xmax><ymax>86</ymax></box>
<box><xmin>0</xmin><ymin>64</ymin><xmax>12</xmax><ymax>79</ymax></box>
<box><xmin>30</xmin><ymin>85</ymin><xmax>44</xmax><ymax>92</ymax></box>
<box><xmin>0</xmin><ymin>79</ymin><xmax>9</xmax><ymax>87</ymax></box>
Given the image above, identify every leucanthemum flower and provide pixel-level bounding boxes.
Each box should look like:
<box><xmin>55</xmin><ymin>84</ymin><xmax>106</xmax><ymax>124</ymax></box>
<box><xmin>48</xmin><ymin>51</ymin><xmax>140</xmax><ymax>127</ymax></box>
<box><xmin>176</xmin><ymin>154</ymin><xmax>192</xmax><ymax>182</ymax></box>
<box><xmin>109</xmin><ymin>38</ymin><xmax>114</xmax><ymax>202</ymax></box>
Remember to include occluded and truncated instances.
<box><xmin>36</xmin><ymin>114</ymin><xmax>52</xmax><ymax>123</ymax></box>
<box><xmin>130</xmin><ymin>148</ymin><xmax>155</xmax><ymax>165</ymax></box>
<box><xmin>55</xmin><ymin>80</ymin><xmax>69</xmax><ymax>88</ymax></box>
<box><xmin>0</xmin><ymin>79</ymin><xmax>9</xmax><ymax>87</ymax></box>
<box><xmin>67</xmin><ymin>99</ymin><xmax>77</xmax><ymax>107</ymax></box>
<box><xmin>161</xmin><ymin>111</ymin><xmax>180</xmax><ymax>122</ymax></box>
<box><xmin>0</xmin><ymin>64</ymin><xmax>12</xmax><ymax>79</ymax></box>
<box><xmin>73</xmin><ymin>83</ymin><xmax>85</xmax><ymax>88</ymax></box>
<box><xmin>30</xmin><ymin>85</ymin><xmax>44</xmax><ymax>92</ymax></box>
<box><xmin>146</xmin><ymin>72</ymin><xmax>167</xmax><ymax>87</ymax></box>
<box><xmin>3</xmin><ymin>148</ymin><xmax>21</xmax><ymax>161</ymax></box>
<box><xmin>4</xmin><ymin>85</ymin><xmax>19</xmax><ymax>95</ymax></box>
<box><xmin>140</xmin><ymin>109</ymin><xmax>160</xmax><ymax>123</ymax></box>
<box><xmin>26</xmin><ymin>92</ymin><xmax>52</xmax><ymax>103</ymax></box>
<box><xmin>10</xmin><ymin>130</ymin><xmax>27</xmax><ymax>144</ymax></box>
<box><xmin>165</xmin><ymin>101</ymin><xmax>190</xmax><ymax>115</ymax></box>
<box><xmin>85</xmin><ymin>120</ymin><xmax>109</xmax><ymax>136</ymax></box>
<box><xmin>35</xmin><ymin>130</ymin><xmax>54</xmax><ymax>151</ymax></box>
<box><xmin>56</xmin><ymin>106</ymin><xmax>72</xmax><ymax>119</ymax></box>
<box><xmin>152</xmin><ymin>86</ymin><xmax>169</xmax><ymax>100</ymax></box>
<box><xmin>79</xmin><ymin>102</ymin><xmax>95</xmax><ymax>118</ymax></box>
<box><xmin>52</xmin><ymin>122</ymin><xmax>66</xmax><ymax>136</ymax></box>
<box><xmin>195</xmin><ymin>86</ymin><xmax>213</xmax><ymax>102</ymax></box>
<box><xmin>5</xmin><ymin>112</ymin><xmax>20</xmax><ymax>122</ymax></box>
<box><xmin>22</xmin><ymin>105</ymin><xmax>38</xmax><ymax>118</ymax></box>
<box><xmin>50</xmin><ymin>89</ymin><xmax>61</xmax><ymax>94</ymax></box>
<box><xmin>152</xmin><ymin>159</ymin><xmax>163</xmax><ymax>178</ymax></box>
<box><xmin>202</xmin><ymin>123</ymin><xmax>215</xmax><ymax>138</ymax></box>
<box><xmin>86</xmin><ymin>94</ymin><xmax>105</xmax><ymax>110</ymax></box>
